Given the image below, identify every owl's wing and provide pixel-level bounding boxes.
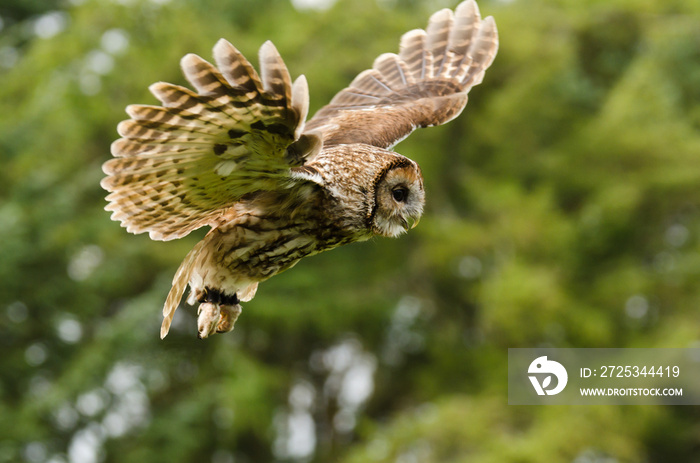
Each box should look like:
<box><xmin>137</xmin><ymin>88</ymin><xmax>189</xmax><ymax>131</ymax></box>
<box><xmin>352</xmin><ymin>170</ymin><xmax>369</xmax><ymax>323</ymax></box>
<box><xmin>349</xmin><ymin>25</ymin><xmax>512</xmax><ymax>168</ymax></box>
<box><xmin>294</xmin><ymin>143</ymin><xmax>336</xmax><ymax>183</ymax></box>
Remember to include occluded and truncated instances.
<box><xmin>102</xmin><ymin>40</ymin><xmax>322</xmax><ymax>241</ymax></box>
<box><xmin>304</xmin><ymin>0</ymin><xmax>498</xmax><ymax>149</ymax></box>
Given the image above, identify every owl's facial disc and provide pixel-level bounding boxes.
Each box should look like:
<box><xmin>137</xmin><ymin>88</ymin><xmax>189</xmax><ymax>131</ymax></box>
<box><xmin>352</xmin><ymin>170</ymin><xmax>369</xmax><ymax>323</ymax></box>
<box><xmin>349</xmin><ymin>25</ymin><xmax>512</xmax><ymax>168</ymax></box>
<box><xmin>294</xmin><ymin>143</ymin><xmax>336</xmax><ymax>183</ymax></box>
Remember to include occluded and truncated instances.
<box><xmin>372</xmin><ymin>164</ymin><xmax>425</xmax><ymax>238</ymax></box>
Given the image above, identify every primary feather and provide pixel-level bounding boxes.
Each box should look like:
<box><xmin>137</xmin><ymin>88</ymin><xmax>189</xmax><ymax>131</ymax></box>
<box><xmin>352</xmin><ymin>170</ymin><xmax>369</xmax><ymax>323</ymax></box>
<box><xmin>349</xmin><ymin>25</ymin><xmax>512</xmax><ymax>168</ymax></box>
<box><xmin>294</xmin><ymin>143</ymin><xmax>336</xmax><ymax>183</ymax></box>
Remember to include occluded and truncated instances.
<box><xmin>102</xmin><ymin>40</ymin><xmax>314</xmax><ymax>241</ymax></box>
<box><xmin>304</xmin><ymin>1</ymin><xmax>498</xmax><ymax>147</ymax></box>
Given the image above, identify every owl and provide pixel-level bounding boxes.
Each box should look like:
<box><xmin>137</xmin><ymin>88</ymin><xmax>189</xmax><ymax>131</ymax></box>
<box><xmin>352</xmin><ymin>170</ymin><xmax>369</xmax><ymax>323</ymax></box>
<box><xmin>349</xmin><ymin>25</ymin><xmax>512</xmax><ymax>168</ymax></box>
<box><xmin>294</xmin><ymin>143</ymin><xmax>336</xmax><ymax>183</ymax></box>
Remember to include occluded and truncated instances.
<box><xmin>101</xmin><ymin>0</ymin><xmax>498</xmax><ymax>339</ymax></box>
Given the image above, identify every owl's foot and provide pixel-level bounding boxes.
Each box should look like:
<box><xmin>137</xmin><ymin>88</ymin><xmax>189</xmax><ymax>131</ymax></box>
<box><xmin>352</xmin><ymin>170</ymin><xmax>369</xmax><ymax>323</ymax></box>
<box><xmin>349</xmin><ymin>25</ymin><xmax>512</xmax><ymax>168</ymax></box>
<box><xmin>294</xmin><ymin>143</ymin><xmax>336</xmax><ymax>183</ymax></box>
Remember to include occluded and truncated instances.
<box><xmin>196</xmin><ymin>287</ymin><xmax>240</xmax><ymax>339</ymax></box>
<box><xmin>197</xmin><ymin>302</ymin><xmax>220</xmax><ymax>339</ymax></box>
<box><xmin>216</xmin><ymin>304</ymin><xmax>242</xmax><ymax>333</ymax></box>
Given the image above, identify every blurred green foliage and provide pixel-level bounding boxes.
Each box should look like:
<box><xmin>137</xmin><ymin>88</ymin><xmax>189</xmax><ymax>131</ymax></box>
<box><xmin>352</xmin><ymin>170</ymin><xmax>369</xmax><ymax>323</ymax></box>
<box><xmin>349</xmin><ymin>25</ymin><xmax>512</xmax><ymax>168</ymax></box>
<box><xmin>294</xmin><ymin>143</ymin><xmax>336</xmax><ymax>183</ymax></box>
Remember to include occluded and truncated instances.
<box><xmin>2</xmin><ymin>0</ymin><xmax>700</xmax><ymax>462</ymax></box>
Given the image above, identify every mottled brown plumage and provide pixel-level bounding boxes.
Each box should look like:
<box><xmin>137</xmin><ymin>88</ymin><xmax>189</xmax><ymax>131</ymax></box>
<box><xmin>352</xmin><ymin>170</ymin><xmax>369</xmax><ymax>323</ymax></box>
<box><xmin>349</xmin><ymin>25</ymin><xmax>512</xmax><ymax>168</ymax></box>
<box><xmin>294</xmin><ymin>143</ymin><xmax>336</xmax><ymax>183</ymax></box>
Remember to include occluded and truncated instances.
<box><xmin>101</xmin><ymin>0</ymin><xmax>499</xmax><ymax>338</ymax></box>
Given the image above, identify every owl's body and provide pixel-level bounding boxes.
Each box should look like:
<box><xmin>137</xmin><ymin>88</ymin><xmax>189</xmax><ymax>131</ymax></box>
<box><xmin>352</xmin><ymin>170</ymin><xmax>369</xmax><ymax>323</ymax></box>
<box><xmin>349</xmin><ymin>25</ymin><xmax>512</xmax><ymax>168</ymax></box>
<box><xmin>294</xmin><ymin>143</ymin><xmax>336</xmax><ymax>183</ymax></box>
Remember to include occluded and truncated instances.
<box><xmin>173</xmin><ymin>144</ymin><xmax>422</xmax><ymax>336</ymax></box>
<box><xmin>101</xmin><ymin>0</ymin><xmax>498</xmax><ymax>338</ymax></box>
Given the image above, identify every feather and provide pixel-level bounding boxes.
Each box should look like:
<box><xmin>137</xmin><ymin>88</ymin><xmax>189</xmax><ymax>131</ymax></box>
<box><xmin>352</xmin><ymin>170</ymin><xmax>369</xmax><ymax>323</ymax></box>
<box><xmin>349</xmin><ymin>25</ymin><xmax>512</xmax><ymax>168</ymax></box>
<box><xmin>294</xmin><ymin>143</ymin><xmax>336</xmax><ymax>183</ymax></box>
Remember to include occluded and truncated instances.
<box><xmin>160</xmin><ymin>239</ymin><xmax>205</xmax><ymax>338</ymax></box>
<box><xmin>102</xmin><ymin>40</ymin><xmax>318</xmax><ymax>241</ymax></box>
<box><xmin>304</xmin><ymin>0</ymin><xmax>498</xmax><ymax>148</ymax></box>
<box><xmin>102</xmin><ymin>0</ymin><xmax>499</xmax><ymax>340</ymax></box>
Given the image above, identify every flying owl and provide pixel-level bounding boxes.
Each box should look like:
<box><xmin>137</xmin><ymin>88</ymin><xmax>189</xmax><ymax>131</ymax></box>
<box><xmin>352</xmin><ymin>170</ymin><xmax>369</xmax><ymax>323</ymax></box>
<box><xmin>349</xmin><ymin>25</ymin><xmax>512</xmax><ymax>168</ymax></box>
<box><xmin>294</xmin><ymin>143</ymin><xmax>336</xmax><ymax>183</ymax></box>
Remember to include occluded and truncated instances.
<box><xmin>101</xmin><ymin>0</ymin><xmax>498</xmax><ymax>339</ymax></box>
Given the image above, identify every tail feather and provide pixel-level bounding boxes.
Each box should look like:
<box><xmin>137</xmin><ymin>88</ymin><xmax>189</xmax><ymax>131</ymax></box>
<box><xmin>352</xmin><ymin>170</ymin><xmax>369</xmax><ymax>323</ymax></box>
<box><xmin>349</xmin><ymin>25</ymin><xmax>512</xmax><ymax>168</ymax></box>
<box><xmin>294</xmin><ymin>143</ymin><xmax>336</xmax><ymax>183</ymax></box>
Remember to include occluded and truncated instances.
<box><xmin>160</xmin><ymin>240</ymin><xmax>205</xmax><ymax>338</ymax></box>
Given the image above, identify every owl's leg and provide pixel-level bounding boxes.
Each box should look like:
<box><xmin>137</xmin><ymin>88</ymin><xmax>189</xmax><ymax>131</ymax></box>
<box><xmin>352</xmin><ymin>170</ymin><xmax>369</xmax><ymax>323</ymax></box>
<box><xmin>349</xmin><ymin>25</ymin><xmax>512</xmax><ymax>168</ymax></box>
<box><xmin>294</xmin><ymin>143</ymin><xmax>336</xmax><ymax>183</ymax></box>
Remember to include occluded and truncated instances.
<box><xmin>215</xmin><ymin>291</ymin><xmax>241</xmax><ymax>333</ymax></box>
<box><xmin>196</xmin><ymin>287</ymin><xmax>240</xmax><ymax>338</ymax></box>
<box><xmin>197</xmin><ymin>302</ymin><xmax>220</xmax><ymax>339</ymax></box>
<box><xmin>216</xmin><ymin>304</ymin><xmax>242</xmax><ymax>333</ymax></box>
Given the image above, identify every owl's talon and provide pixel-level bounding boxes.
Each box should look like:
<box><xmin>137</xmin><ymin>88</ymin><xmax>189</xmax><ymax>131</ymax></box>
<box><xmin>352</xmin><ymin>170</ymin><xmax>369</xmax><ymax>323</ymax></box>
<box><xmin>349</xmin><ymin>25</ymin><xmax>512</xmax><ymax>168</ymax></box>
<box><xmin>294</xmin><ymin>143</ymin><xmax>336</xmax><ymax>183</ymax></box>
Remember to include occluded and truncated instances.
<box><xmin>197</xmin><ymin>302</ymin><xmax>220</xmax><ymax>339</ymax></box>
<box><xmin>216</xmin><ymin>304</ymin><xmax>242</xmax><ymax>333</ymax></box>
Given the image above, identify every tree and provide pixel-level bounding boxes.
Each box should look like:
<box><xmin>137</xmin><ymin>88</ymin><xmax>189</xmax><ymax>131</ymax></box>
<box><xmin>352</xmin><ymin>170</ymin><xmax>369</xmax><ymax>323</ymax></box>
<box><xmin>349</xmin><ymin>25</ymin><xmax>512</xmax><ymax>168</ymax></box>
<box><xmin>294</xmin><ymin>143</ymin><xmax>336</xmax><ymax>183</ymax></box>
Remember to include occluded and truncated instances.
<box><xmin>2</xmin><ymin>0</ymin><xmax>699</xmax><ymax>462</ymax></box>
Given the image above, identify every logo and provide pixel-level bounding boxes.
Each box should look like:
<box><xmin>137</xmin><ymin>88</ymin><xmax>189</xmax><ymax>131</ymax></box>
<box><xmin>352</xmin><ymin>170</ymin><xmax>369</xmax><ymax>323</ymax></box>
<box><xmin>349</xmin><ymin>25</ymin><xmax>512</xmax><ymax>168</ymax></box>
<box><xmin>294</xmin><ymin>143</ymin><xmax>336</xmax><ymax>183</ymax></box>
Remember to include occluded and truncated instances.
<box><xmin>528</xmin><ymin>356</ymin><xmax>568</xmax><ymax>396</ymax></box>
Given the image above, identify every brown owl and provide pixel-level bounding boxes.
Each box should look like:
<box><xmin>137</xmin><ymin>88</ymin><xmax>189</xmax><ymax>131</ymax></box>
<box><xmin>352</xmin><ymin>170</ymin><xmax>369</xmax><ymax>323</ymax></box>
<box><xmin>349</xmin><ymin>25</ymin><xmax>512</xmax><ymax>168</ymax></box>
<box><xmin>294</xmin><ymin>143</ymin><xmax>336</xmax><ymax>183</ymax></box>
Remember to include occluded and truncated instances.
<box><xmin>101</xmin><ymin>0</ymin><xmax>498</xmax><ymax>339</ymax></box>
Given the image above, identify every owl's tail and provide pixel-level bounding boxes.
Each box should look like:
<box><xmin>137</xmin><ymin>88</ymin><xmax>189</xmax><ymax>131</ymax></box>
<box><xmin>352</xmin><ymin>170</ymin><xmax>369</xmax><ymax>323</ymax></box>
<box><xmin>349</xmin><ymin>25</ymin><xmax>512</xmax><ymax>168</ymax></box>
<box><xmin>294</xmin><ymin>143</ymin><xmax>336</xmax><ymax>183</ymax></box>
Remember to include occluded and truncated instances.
<box><xmin>160</xmin><ymin>239</ymin><xmax>206</xmax><ymax>339</ymax></box>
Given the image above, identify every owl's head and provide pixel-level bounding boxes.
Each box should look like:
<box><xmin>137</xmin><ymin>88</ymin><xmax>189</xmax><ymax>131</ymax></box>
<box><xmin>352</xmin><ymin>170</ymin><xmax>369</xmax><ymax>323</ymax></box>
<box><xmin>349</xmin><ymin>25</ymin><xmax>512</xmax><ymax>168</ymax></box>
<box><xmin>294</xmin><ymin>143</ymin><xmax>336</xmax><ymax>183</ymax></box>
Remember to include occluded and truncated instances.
<box><xmin>370</xmin><ymin>159</ymin><xmax>425</xmax><ymax>238</ymax></box>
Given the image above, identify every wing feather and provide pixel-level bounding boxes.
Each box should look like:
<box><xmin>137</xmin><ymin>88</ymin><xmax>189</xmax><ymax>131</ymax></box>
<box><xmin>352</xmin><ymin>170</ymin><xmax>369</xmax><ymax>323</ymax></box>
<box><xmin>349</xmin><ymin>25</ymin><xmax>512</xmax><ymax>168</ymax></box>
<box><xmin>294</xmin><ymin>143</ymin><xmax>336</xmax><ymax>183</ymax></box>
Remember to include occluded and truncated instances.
<box><xmin>102</xmin><ymin>40</ymin><xmax>317</xmax><ymax>241</ymax></box>
<box><xmin>426</xmin><ymin>8</ymin><xmax>454</xmax><ymax>78</ymax></box>
<box><xmin>304</xmin><ymin>0</ymin><xmax>498</xmax><ymax>148</ymax></box>
<box><xmin>373</xmin><ymin>53</ymin><xmax>413</xmax><ymax>88</ymax></box>
<box><xmin>259</xmin><ymin>41</ymin><xmax>292</xmax><ymax>102</ymax></box>
<box><xmin>213</xmin><ymin>39</ymin><xmax>264</xmax><ymax>93</ymax></box>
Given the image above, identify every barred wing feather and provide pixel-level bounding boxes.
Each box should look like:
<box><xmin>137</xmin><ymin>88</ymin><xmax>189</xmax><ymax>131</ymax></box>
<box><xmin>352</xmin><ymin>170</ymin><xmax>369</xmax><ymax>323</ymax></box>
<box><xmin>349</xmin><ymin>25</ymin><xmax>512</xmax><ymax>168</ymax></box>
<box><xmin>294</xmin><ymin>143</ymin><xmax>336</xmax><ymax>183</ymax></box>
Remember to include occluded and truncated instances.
<box><xmin>102</xmin><ymin>40</ymin><xmax>317</xmax><ymax>241</ymax></box>
<box><xmin>304</xmin><ymin>0</ymin><xmax>498</xmax><ymax>149</ymax></box>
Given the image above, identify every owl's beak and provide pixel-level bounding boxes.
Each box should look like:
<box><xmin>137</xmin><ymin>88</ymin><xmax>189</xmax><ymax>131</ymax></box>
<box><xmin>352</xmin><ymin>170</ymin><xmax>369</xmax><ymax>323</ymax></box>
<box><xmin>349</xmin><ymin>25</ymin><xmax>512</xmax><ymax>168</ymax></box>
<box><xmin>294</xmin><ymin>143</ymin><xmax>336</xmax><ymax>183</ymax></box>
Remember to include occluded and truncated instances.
<box><xmin>396</xmin><ymin>216</ymin><xmax>420</xmax><ymax>234</ymax></box>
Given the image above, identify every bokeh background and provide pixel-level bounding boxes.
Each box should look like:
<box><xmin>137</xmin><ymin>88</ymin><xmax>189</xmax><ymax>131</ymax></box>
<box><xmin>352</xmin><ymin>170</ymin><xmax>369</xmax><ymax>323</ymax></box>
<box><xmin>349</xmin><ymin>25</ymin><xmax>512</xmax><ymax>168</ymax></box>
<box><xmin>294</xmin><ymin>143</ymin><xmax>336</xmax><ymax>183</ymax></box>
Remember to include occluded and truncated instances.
<box><xmin>2</xmin><ymin>0</ymin><xmax>700</xmax><ymax>461</ymax></box>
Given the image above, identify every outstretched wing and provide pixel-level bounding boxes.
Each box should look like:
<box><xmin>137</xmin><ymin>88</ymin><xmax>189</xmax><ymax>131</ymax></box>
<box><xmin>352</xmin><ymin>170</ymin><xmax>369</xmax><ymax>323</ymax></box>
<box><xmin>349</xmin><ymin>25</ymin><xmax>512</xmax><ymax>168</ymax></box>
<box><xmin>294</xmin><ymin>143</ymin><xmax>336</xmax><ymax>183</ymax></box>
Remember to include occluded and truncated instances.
<box><xmin>304</xmin><ymin>0</ymin><xmax>498</xmax><ymax>149</ymax></box>
<box><xmin>102</xmin><ymin>40</ymin><xmax>321</xmax><ymax>241</ymax></box>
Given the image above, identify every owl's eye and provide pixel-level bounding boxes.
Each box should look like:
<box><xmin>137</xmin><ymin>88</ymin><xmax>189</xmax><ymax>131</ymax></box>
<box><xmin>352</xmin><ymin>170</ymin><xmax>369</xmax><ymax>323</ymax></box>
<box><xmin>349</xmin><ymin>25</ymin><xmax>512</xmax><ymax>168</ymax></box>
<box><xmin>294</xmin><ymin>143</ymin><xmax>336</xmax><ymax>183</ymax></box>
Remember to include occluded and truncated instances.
<box><xmin>391</xmin><ymin>186</ymin><xmax>409</xmax><ymax>202</ymax></box>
